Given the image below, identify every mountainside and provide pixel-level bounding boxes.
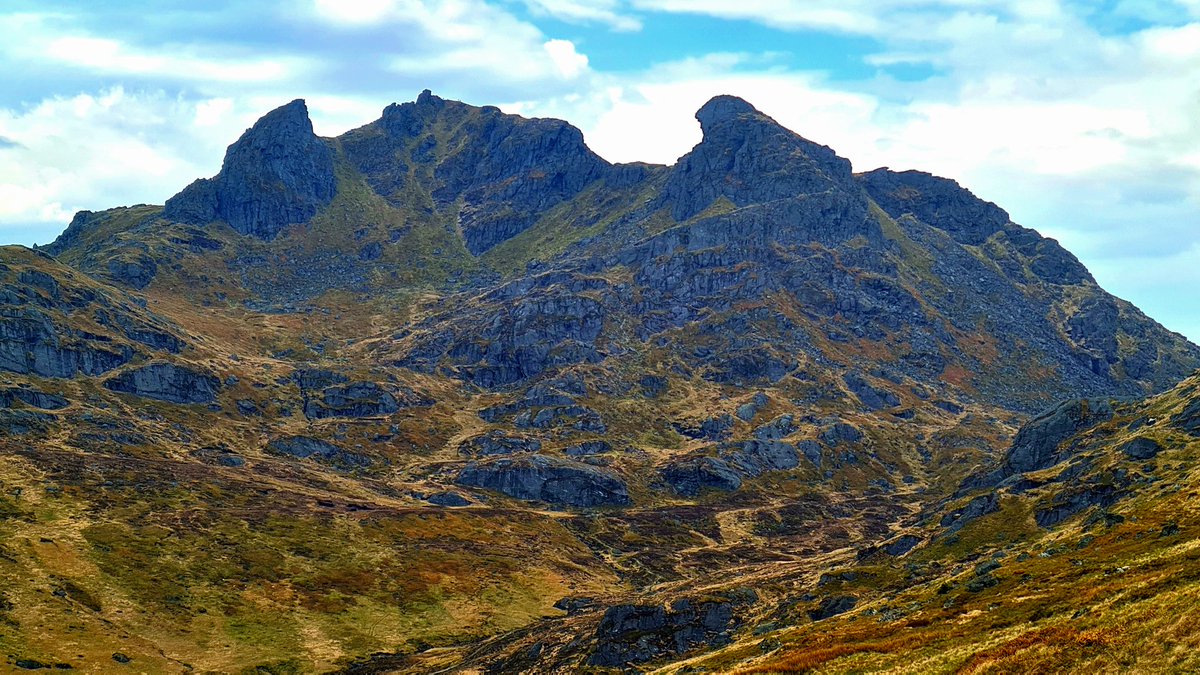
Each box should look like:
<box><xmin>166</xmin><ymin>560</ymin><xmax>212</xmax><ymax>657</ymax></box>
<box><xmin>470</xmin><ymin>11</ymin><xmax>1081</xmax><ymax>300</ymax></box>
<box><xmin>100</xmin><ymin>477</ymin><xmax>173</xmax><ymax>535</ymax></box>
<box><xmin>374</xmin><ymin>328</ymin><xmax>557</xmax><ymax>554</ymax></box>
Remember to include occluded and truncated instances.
<box><xmin>2</xmin><ymin>91</ymin><xmax>1198</xmax><ymax>673</ymax></box>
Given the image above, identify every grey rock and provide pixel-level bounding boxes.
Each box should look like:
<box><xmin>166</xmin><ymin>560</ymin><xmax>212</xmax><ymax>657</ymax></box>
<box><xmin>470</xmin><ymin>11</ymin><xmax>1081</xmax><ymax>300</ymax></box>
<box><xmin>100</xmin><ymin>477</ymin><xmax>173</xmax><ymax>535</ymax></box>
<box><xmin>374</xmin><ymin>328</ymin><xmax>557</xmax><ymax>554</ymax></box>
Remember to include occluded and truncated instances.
<box><xmin>940</xmin><ymin>494</ymin><xmax>999</xmax><ymax>533</ymax></box>
<box><xmin>456</xmin><ymin>454</ymin><xmax>629</xmax><ymax>507</ymax></box>
<box><xmin>342</xmin><ymin>90</ymin><xmax>612</xmax><ymax>254</ymax></box>
<box><xmin>662</xmin><ymin>96</ymin><xmax>858</xmax><ymax>223</ymax></box>
<box><xmin>725</xmin><ymin>439</ymin><xmax>799</xmax><ymax>477</ymax></box>
<box><xmin>107</xmin><ymin>255</ymin><xmax>158</xmax><ymax>289</ymax></box>
<box><xmin>1120</xmin><ymin>436</ymin><xmax>1162</xmax><ymax>460</ymax></box>
<box><xmin>426</xmin><ymin>491</ymin><xmax>471</xmax><ymax>507</ymax></box>
<box><xmin>810</xmin><ymin>595</ymin><xmax>857</xmax><ymax>621</ymax></box>
<box><xmin>164</xmin><ymin>99</ymin><xmax>336</xmax><ymax>239</ymax></box>
<box><xmin>588</xmin><ymin>591</ymin><xmax>755</xmax><ymax>667</ymax></box>
<box><xmin>843</xmin><ymin>372</ymin><xmax>900</xmax><ymax>411</ymax></box>
<box><xmin>1034</xmin><ymin>485</ymin><xmax>1122</xmax><ymax>528</ymax></box>
<box><xmin>303</xmin><ymin>381</ymin><xmax>411</xmax><ymax>419</ymax></box>
<box><xmin>675</xmin><ymin>413</ymin><xmax>735</xmax><ymax>441</ymax></box>
<box><xmin>103</xmin><ymin>362</ymin><xmax>220</xmax><ymax>404</ymax></box>
<box><xmin>661</xmin><ymin>456</ymin><xmax>742</xmax><ymax>496</ymax></box>
<box><xmin>457</xmin><ymin>431</ymin><xmax>542</xmax><ymax>457</ymax></box>
<box><xmin>0</xmin><ymin>308</ymin><xmax>132</xmax><ymax>378</ymax></box>
<box><xmin>883</xmin><ymin>534</ymin><xmax>921</xmax><ymax>556</ymax></box>
<box><xmin>0</xmin><ymin>409</ymin><xmax>55</xmax><ymax>435</ymax></box>
<box><xmin>266</xmin><ymin>435</ymin><xmax>373</xmax><ymax>470</ymax></box>
<box><xmin>821</xmin><ymin>422</ymin><xmax>864</xmax><ymax>446</ymax></box>
<box><xmin>1</xmin><ymin>388</ymin><xmax>69</xmax><ymax>410</ymax></box>
<box><xmin>754</xmin><ymin>413</ymin><xmax>796</xmax><ymax>440</ymax></box>
<box><xmin>968</xmin><ymin>398</ymin><xmax>1114</xmax><ymax>488</ymax></box>
<box><xmin>563</xmin><ymin>440</ymin><xmax>611</xmax><ymax>456</ymax></box>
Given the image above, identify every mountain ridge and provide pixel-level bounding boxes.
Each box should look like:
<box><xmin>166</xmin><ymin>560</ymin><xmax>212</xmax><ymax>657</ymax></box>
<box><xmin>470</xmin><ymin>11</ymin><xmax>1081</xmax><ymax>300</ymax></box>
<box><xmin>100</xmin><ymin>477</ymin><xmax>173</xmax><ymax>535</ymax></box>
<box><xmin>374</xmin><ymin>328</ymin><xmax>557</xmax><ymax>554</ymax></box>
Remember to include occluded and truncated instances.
<box><xmin>2</xmin><ymin>90</ymin><xmax>1199</xmax><ymax>672</ymax></box>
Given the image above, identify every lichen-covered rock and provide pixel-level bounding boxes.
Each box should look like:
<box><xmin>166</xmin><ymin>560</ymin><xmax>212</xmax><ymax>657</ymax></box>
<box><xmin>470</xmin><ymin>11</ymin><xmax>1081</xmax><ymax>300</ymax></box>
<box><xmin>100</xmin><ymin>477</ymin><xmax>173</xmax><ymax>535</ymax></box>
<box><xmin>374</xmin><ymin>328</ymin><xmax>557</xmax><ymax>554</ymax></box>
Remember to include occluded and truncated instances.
<box><xmin>163</xmin><ymin>99</ymin><xmax>336</xmax><ymax>239</ymax></box>
<box><xmin>103</xmin><ymin>362</ymin><xmax>221</xmax><ymax>404</ymax></box>
<box><xmin>456</xmin><ymin>454</ymin><xmax>629</xmax><ymax>507</ymax></box>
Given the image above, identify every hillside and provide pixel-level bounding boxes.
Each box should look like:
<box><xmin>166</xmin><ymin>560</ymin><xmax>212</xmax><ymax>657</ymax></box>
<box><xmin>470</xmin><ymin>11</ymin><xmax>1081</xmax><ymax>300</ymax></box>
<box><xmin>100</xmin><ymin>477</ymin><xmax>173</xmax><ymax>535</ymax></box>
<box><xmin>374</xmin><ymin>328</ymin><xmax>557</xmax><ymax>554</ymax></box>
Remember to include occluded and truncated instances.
<box><xmin>1</xmin><ymin>91</ymin><xmax>1197</xmax><ymax>673</ymax></box>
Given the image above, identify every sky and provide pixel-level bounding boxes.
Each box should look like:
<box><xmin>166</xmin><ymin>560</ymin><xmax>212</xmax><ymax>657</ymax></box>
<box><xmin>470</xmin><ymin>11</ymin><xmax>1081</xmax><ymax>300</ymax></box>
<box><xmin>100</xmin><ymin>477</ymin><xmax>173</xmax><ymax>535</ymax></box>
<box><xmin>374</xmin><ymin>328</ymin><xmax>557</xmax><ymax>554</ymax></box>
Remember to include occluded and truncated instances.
<box><xmin>1</xmin><ymin>1</ymin><xmax>1198</xmax><ymax>341</ymax></box>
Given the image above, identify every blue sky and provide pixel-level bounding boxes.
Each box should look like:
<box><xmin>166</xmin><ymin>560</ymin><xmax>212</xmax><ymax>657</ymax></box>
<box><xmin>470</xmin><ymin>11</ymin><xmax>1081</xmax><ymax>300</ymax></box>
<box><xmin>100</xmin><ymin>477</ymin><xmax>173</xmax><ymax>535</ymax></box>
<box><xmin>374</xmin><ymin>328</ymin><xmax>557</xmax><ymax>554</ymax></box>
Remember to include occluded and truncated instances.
<box><xmin>1</xmin><ymin>0</ymin><xmax>1199</xmax><ymax>341</ymax></box>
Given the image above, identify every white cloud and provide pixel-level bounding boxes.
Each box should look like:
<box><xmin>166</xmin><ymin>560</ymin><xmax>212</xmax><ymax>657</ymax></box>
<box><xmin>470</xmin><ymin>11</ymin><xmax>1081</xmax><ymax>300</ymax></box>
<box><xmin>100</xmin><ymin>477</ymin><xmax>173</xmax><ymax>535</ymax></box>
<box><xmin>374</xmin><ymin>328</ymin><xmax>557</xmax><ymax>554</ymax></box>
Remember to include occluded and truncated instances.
<box><xmin>523</xmin><ymin>0</ymin><xmax>642</xmax><ymax>31</ymax></box>
<box><xmin>543</xmin><ymin>39</ymin><xmax>588</xmax><ymax>79</ymax></box>
<box><xmin>0</xmin><ymin>88</ymin><xmax>259</xmax><ymax>243</ymax></box>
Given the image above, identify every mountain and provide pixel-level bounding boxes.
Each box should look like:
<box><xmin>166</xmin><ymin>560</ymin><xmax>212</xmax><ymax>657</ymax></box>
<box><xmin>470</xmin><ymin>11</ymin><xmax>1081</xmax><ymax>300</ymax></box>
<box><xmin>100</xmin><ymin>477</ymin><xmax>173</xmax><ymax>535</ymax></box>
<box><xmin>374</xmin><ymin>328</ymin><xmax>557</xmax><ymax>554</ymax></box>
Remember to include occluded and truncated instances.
<box><xmin>0</xmin><ymin>91</ymin><xmax>1197</xmax><ymax>673</ymax></box>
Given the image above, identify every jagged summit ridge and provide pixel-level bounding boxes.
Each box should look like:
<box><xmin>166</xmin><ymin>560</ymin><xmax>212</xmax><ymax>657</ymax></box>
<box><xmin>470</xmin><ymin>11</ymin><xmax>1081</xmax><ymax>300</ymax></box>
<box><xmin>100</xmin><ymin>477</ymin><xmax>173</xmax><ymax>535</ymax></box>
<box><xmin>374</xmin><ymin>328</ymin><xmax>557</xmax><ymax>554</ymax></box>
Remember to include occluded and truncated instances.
<box><xmin>163</xmin><ymin>98</ymin><xmax>336</xmax><ymax>239</ymax></box>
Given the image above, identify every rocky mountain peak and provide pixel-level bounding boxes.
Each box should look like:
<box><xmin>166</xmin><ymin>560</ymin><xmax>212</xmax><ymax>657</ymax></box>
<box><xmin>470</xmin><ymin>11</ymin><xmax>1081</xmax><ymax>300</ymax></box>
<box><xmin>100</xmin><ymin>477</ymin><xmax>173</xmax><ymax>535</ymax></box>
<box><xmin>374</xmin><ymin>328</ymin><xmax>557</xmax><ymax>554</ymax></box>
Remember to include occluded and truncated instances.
<box><xmin>163</xmin><ymin>98</ymin><xmax>336</xmax><ymax>240</ymax></box>
<box><xmin>694</xmin><ymin>94</ymin><xmax>761</xmax><ymax>132</ymax></box>
<box><xmin>660</xmin><ymin>94</ymin><xmax>857</xmax><ymax>222</ymax></box>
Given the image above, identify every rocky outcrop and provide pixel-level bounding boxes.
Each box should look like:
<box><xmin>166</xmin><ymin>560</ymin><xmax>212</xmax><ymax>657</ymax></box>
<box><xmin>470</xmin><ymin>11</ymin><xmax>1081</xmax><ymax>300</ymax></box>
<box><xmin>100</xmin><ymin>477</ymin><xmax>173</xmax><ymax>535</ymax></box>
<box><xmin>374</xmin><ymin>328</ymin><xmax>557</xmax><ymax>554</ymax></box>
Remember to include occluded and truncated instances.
<box><xmin>0</xmin><ymin>308</ymin><xmax>132</xmax><ymax>378</ymax></box>
<box><xmin>1119</xmin><ymin>436</ymin><xmax>1162</xmax><ymax>460</ymax></box>
<box><xmin>858</xmin><ymin>169</ymin><xmax>1011</xmax><ymax>246</ymax></box>
<box><xmin>266</xmin><ymin>435</ymin><xmax>373</xmax><ymax>470</ymax></box>
<box><xmin>457</xmin><ymin>431</ymin><xmax>542</xmax><ymax>457</ymax></box>
<box><xmin>588</xmin><ymin>591</ymin><xmax>756</xmax><ymax>667</ymax></box>
<box><xmin>106</xmin><ymin>254</ymin><xmax>158</xmax><ymax>289</ymax></box>
<box><xmin>724</xmin><ymin>439</ymin><xmax>800</xmax><ymax>477</ymax></box>
<box><xmin>661</xmin><ymin>456</ymin><xmax>742</xmax><ymax>496</ymax></box>
<box><xmin>291</xmin><ymin>370</ymin><xmax>432</xmax><ymax>420</ymax></box>
<box><xmin>456</xmin><ymin>454</ymin><xmax>630</xmax><ymax>507</ymax></box>
<box><xmin>966</xmin><ymin>398</ymin><xmax>1114</xmax><ymax>489</ymax></box>
<box><xmin>844</xmin><ymin>372</ymin><xmax>900</xmax><ymax>411</ymax></box>
<box><xmin>164</xmin><ymin>99</ymin><xmax>336</xmax><ymax>239</ymax></box>
<box><xmin>810</xmin><ymin>595</ymin><xmax>857</xmax><ymax>621</ymax></box>
<box><xmin>302</xmin><ymin>381</ymin><xmax>400</xmax><ymax>418</ymax></box>
<box><xmin>0</xmin><ymin>388</ymin><xmax>69</xmax><ymax>410</ymax></box>
<box><xmin>103</xmin><ymin>362</ymin><xmax>221</xmax><ymax>404</ymax></box>
<box><xmin>940</xmin><ymin>494</ymin><xmax>999</xmax><ymax>533</ymax></box>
